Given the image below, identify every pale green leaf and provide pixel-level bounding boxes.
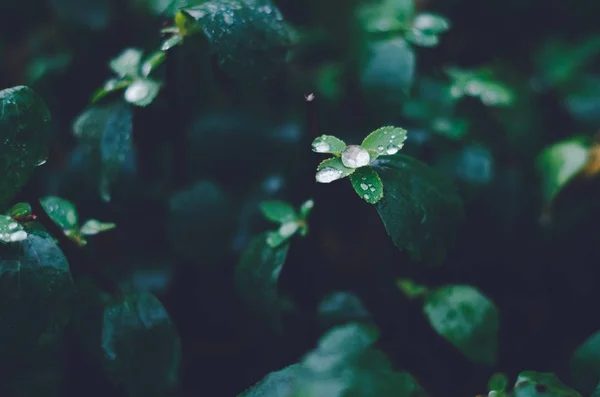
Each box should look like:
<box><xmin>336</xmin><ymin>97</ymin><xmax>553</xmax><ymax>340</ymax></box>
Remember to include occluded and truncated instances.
<box><xmin>161</xmin><ymin>35</ymin><xmax>183</xmax><ymax>51</ymax></box>
<box><xmin>91</xmin><ymin>79</ymin><xmax>132</xmax><ymax>103</ymax></box>
<box><xmin>311</xmin><ymin>135</ymin><xmax>347</xmax><ymax>155</ymax></box>
<box><xmin>80</xmin><ymin>219</ymin><xmax>116</xmax><ymax>236</ymax></box>
<box><xmin>109</xmin><ymin>48</ymin><xmax>143</xmax><ymax>78</ymax></box>
<box><xmin>260</xmin><ymin>201</ymin><xmax>297</xmax><ymax>224</ymax></box>
<box><xmin>124</xmin><ymin>79</ymin><xmax>161</xmax><ymax>107</ymax></box>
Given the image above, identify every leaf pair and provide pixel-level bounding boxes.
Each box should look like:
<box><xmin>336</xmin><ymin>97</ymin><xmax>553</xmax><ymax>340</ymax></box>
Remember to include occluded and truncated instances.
<box><xmin>260</xmin><ymin>199</ymin><xmax>314</xmax><ymax>248</ymax></box>
<box><xmin>312</xmin><ymin>126</ymin><xmax>407</xmax><ymax>204</ymax></box>
<box><xmin>93</xmin><ymin>48</ymin><xmax>164</xmax><ymax>107</ymax></box>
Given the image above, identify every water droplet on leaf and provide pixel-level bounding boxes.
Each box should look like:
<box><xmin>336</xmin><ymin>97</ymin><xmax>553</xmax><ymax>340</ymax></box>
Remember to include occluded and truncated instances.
<box><xmin>360</xmin><ymin>183</ymin><xmax>368</xmax><ymax>190</ymax></box>
<box><xmin>8</xmin><ymin>222</ymin><xmax>18</xmax><ymax>230</ymax></box>
<box><xmin>312</xmin><ymin>140</ymin><xmax>330</xmax><ymax>153</ymax></box>
<box><xmin>341</xmin><ymin>145</ymin><xmax>370</xmax><ymax>168</ymax></box>
<box><xmin>316</xmin><ymin>167</ymin><xmax>343</xmax><ymax>183</ymax></box>
<box><xmin>386</xmin><ymin>145</ymin><xmax>400</xmax><ymax>155</ymax></box>
<box><xmin>10</xmin><ymin>230</ymin><xmax>27</xmax><ymax>242</ymax></box>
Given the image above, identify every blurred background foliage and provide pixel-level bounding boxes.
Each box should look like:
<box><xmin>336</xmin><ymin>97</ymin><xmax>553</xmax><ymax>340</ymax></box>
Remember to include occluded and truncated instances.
<box><xmin>3</xmin><ymin>0</ymin><xmax>600</xmax><ymax>396</ymax></box>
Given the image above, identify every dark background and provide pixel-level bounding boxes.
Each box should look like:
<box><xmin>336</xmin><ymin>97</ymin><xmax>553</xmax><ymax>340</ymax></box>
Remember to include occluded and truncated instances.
<box><xmin>2</xmin><ymin>0</ymin><xmax>600</xmax><ymax>396</ymax></box>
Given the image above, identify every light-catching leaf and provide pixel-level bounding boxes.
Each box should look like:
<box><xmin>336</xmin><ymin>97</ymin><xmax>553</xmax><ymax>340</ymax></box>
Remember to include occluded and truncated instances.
<box><xmin>315</xmin><ymin>157</ymin><xmax>356</xmax><ymax>183</ymax></box>
<box><xmin>9</xmin><ymin>202</ymin><xmax>33</xmax><ymax>218</ymax></box>
<box><xmin>361</xmin><ymin>126</ymin><xmax>407</xmax><ymax>161</ymax></box>
<box><xmin>349</xmin><ymin>166</ymin><xmax>384</xmax><ymax>204</ymax></box>
<box><xmin>514</xmin><ymin>371</ymin><xmax>582</xmax><ymax>397</ymax></box>
<box><xmin>570</xmin><ymin>330</ymin><xmax>600</xmax><ymax>395</ymax></box>
<box><xmin>0</xmin><ymin>215</ymin><xmax>27</xmax><ymax>243</ymax></box>
<box><xmin>372</xmin><ymin>155</ymin><xmax>463</xmax><ymax>265</ymax></box>
<box><xmin>260</xmin><ymin>201</ymin><xmax>297</xmax><ymax>224</ymax></box>
<box><xmin>234</xmin><ymin>233</ymin><xmax>290</xmax><ymax>332</ymax></box>
<box><xmin>0</xmin><ymin>86</ymin><xmax>51</xmax><ymax>211</ymax></box>
<box><xmin>0</xmin><ymin>233</ymin><xmax>74</xmax><ymax>357</ymax></box>
<box><xmin>311</xmin><ymin>135</ymin><xmax>347</xmax><ymax>155</ymax></box>
<box><xmin>184</xmin><ymin>0</ymin><xmax>291</xmax><ymax>80</ymax></box>
<box><xmin>124</xmin><ymin>79</ymin><xmax>162</xmax><ymax>107</ymax></box>
<box><xmin>405</xmin><ymin>13</ymin><xmax>450</xmax><ymax>47</ymax></box>
<box><xmin>80</xmin><ymin>219</ymin><xmax>116</xmax><ymax>235</ymax></box>
<box><xmin>424</xmin><ymin>285</ymin><xmax>499</xmax><ymax>366</ymax></box>
<box><xmin>536</xmin><ymin>137</ymin><xmax>590</xmax><ymax>203</ymax></box>
<box><xmin>109</xmin><ymin>48</ymin><xmax>143</xmax><ymax>78</ymax></box>
<box><xmin>40</xmin><ymin>196</ymin><xmax>79</xmax><ymax>232</ymax></box>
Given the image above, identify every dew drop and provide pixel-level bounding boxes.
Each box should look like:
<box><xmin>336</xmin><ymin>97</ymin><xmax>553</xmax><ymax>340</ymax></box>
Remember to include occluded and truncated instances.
<box><xmin>8</xmin><ymin>222</ymin><xmax>18</xmax><ymax>230</ymax></box>
<box><xmin>377</xmin><ymin>145</ymin><xmax>384</xmax><ymax>153</ymax></box>
<box><xmin>370</xmin><ymin>187</ymin><xmax>375</xmax><ymax>192</ymax></box>
<box><xmin>363</xmin><ymin>194</ymin><xmax>370</xmax><ymax>200</ymax></box>
<box><xmin>316</xmin><ymin>167</ymin><xmax>343</xmax><ymax>183</ymax></box>
<box><xmin>386</xmin><ymin>145</ymin><xmax>400</xmax><ymax>155</ymax></box>
<box><xmin>312</xmin><ymin>140</ymin><xmax>330</xmax><ymax>153</ymax></box>
<box><xmin>341</xmin><ymin>145</ymin><xmax>370</xmax><ymax>168</ymax></box>
<box><xmin>360</xmin><ymin>183</ymin><xmax>368</xmax><ymax>190</ymax></box>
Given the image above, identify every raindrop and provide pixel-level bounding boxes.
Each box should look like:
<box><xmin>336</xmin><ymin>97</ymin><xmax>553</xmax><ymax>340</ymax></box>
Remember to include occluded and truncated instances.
<box><xmin>341</xmin><ymin>145</ymin><xmax>370</xmax><ymax>168</ymax></box>
<box><xmin>8</xmin><ymin>222</ymin><xmax>18</xmax><ymax>230</ymax></box>
<box><xmin>370</xmin><ymin>187</ymin><xmax>375</xmax><ymax>192</ymax></box>
<box><xmin>363</xmin><ymin>194</ymin><xmax>370</xmax><ymax>200</ymax></box>
<box><xmin>386</xmin><ymin>145</ymin><xmax>399</xmax><ymax>155</ymax></box>
<box><xmin>377</xmin><ymin>145</ymin><xmax>384</xmax><ymax>153</ymax></box>
<box><xmin>360</xmin><ymin>183</ymin><xmax>368</xmax><ymax>190</ymax></box>
<box><xmin>316</xmin><ymin>167</ymin><xmax>343</xmax><ymax>183</ymax></box>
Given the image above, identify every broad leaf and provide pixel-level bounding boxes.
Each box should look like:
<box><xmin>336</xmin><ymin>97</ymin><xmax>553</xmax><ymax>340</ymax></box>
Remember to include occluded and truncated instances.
<box><xmin>0</xmin><ymin>86</ymin><xmax>52</xmax><ymax>211</ymax></box>
<box><xmin>536</xmin><ymin>137</ymin><xmax>590</xmax><ymax>203</ymax></box>
<box><xmin>361</xmin><ymin>126</ymin><xmax>407</xmax><ymax>161</ymax></box>
<box><xmin>0</xmin><ymin>215</ymin><xmax>27</xmax><ymax>243</ymax></box>
<box><xmin>260</xmin><ymin>201</ymin><xmax>297</xmax><ymax>224</ymax></box>
<box><xmin>0</xmin><ymin>233</ymin><xmax>74</xmax><ymax>357</ymax></box>
<box><xmin>40</xmin><ymin>196</ymin><xmax>79</xmax><ymax>232</ymax></box>
<box><xmin>315</xmin><ymin>157</ymin><xmax>356</xmax><ymax>183</ymax></box>
<box><xmin>312</xmin><ymin>135</ymin><xmax>347</xmax><ymax>155</ymax></box>
<box><xmin>424</xmin><ymin>285</ymin><xmax>499</xmax><ymax>365</ymax></box>
<box><xmin>184</xmin><ymin>0</ymin><xmax>291</xmax><ymax>80</ymax></box>
<box><xmin>514</xmin><ymin>371</ymin><xmax>581</xmax><ymax>397</ymax></box>
<box><xmin>234</xmin><ymin>233</ymin><xmax>290</xmax><ymax>332</ymax></box>
<box><xmin>570</xmin><ymin>330</ymin><xmax>600</xmax><ymax>395</ymax></box>
<box><xmin>372</xmin><ymin>155</ymin><xmax>463</xmax><ymax>265</ymax></box>
<box><xmin>348</xmin><ymin>166</ymin><xmax>384</xmax><ymax>204</ymax></box>
<box><xmin>77</xmin><ymin>292</ymin><xmax>181</xmax><ymax>397</ymax></box>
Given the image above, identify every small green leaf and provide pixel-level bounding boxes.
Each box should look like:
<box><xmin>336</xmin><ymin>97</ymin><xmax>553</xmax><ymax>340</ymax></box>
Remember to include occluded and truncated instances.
<box><xmin>174</xmin><ymin>10</ymin><xmax>196</xmax><ymax>35</ymax></box>
<box><xmin>9</xmin><ymin>202</ymin><xmax>33</xmax><ymax>218</ymax></box>
<box><xmin>311</xmin><ymin>135</ymin><xmax>347</xmax><ymax>155</ymax></box>
<box><xmin>0</xmin><ymin>215</ymin><xmax>27</xmax><ymax>243</ymax></box>
<box><xmin>299</xmin><ymin>199</ymin><xmax>314</xmax><ymax>219</ymax></box>
<box><xmin>124</xmin><ymin>79</ymin><xmax>161</xmax><ymax>107</ymax></box>
<box><xmin>570</xmin><ymin>330</ymin><xmax>600</xmax><ymax>394</ymax></box>
<box><xmin>361</xmin><ymin>126</ymin><xmax>407</xmax><ymax>161</ymax></box>
<box><xmin>141</xmin><ymin>51</ymin><xmax>166</xmax><ymax>77</ymax></box>
<box><xmin>234</xmin><ymin>233</ymin><xmax>290</xmax><ymax>332</ymax></box>
<box><xmin>424</xmin><ymin>285</ymin><xmax>499</xmax><ymax>365</ymax></box>
<box><xmin>259</xmin><ymin>200</ymin><xmax>297</xmax><ymax>224</ymax></box>
<box><xmin>536</xmin><ymin>137</ymin><xmax>590</xmax><ymax>203</ymax></box>
<box><xmin>315</xmin><ymin>157</ymin><xmax>356</xmax><ymax>183</ymax></box>
<box><xmin>349</xmin><ymin>166</ymin><xmax>384</xmax><ymax>204</ymax></box>
<box><xmin>161</xmin><ymin>35</ymin><xmax>183</xmax><ymax>51</ymax></box>
<box><xmin>40</xmin><ymin>196</ymin><xmax>79</xmax><ymax>232</ymax></box>
<box><xmin>515</xmin><ymin>371</ymin><xmax>582</xmax><ymax>397</ymax></box>
<box><xmin>0</xmin><ymin>86</ymin><xmax>51</xmax><ymax>211</ymax></box>
<box><xmin>396</xmin><ymin>278</ymin><xmax>428</xmax><ymax>299</ymax></box>
<box><xmin>447</xmin><ymin>67</ymin><xmax>514</xmax><ymax>107</ymax></box>
<box><xmin>91</xmin><ymin>79</ymin><xmax>132</xmax><ymax>103</ymax></box>
<box><xmin>109</xmin><ymin>48</ymin><xmax>143</xmax><ymax>78</ymax></box>
<box><xmin>373</xmin><ymin>155</ymin><xmax>463</xmax><ymax>265</ymax></box>
<box><xmin>80</xmin><ymin>219</ymin><xmax>116</xmax><ymax>236</ymax></box>
<box><xmin>488</xmin><ymin>372</ymin><xmax>509</xmax><ymax>392</ymax></box>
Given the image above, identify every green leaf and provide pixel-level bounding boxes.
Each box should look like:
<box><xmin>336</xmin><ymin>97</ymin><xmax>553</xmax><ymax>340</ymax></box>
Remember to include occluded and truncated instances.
<box><xmin>0</xmin><ymin>86</ymin><xmax>51</xmax><ymax>211</ymax></box>
<box><xmin>161</xmin><ymin>35</ymin><xmax>183</xmax><ymax>51</ymax></box>
<box><xmin>536</xmin><ymin>137</ymin><xmax>590</xmax><ymax>203</ymax></box>
<box><xmin>488</xmin><ymin>372</ymin><xmax>509</xmax><ymax>392</ymax></box>
<box><xmin>299</xmin><ymin>199</ymin><xmax>314</xmax><ymax>219</ymax></box>
<box><xmin>515</xmin><ymin>371</ymin><xmax>582</xmax><ymax>397</ymax></box>
<box><xmin>91</xmin><ymin>79</ymin><xmax>132</xmax><ymax>103</ymax></box>
<box><xmin>570</xmin><ymin>330</ymin><xmax>600</xmax><ymax>394</ymax></box>
<box><xmin>40</xmin><ymin>196</ymin><xmax>79</xmax><ymax>232</ymax></box>
<box><xmin>0</xmin><ymin>214</ymin><xmax>27</xmax><ymax>243</ymax></box>
<box><xmin>109</xmin><ymin>48</ymin><xmax>143</xmax><ymax>78</ymax></box>
<box><xmin>141</xmin><ymin>51</ymin><xmax>166</xmax><ymax>77</ymax></box>
<box><xmin>447</xmin><ymin>67</ymin><xmax>514</xmax><ymax>107</ymax></box>
<box><xmin>234</xmin><ymin>233</ymin><xmax>290</xmax><ymax>332</ymax></box>
<box><xmin>80</xmin><ymin>219</ymin><xmax>116</xmax><ymax>236</ymax></box>
<box><xmin>424</xmin><ymin>285</ymin><xmax>499</xmax><ymax>365</ymax></box>
<box><xmin>260</xmin><ymin>201</ymin><xmax>297</xmax><ymax>224</ymax></box>
<box><xmin>396</xmin><ymin>278</ymin><xmax>428</xmax><ymax>299</ymax></box>
<box><xmin>349</xmin><ymin>166</ymin><xmax>384</xmax><ymax>204</ymax></box>
<box><xmin>311</xmin><ymin>135</ymin><xmax>347</xmax><ymax>155</ymax></box>
<box><xmin>124</xmin><ymin>79</ymin><xmax>162</xmax><ymax>107</ymax></box>
<box><xmin>373</xmin><ymin>155</ymin><xmax>463</xmax><ymax>265</ymax></box>
<box><xmin>183</xmin><ymin>0</ymin><xmax>291</xmax><ymax>80</ymax></box>
<box><xmin>0</xmin><ymin>233</ymin><xmax>74</xmax><ymax>357</ymax></box>
<box><xmin>361</xmin><ymin>126</ymin><xmax>407</xmax><ymax>161</ymax></box>
<box><xmin>9</xmin><ymin>202</ymin><xmax>33</xmax><ymax>218</ymax></box>
<box><xmin>84</xmin><ymin>292</ymin><xmax>181</xmax><ymax>397</ymax></box>
<box><xmin>315</xmin><ymin>157</ymin><xmax>356</xmax><ymax>183</ymax></box>
<box><xmin>175</xmin><ymin>9</ymin><xmax>197</xmax><ymax>35</ymax></box>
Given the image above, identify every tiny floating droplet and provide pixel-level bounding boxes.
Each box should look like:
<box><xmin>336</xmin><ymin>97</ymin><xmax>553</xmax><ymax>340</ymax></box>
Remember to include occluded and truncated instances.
<box><xmin>316</xmin><ymin>167</ymin><xmax>343</xmax><ymax>183</ymax></box>
<box><xmin>341</xmin><ymin>145</ymin><xmax>370</xmax><ymax>168</ymax></box>
<box><xmin>312</xmin><ymin>140</ymin><xmax>330</xmax><ymax>153</ymax></box>
<box><xmin>386</xmin><ymin>145</ymin><xmax>400</xmax><ymax>155</ymax></box>
<box><xmin>360</xmin><ymin>183</ymin><xmax>368</xmax><ymax>190</ymax></box>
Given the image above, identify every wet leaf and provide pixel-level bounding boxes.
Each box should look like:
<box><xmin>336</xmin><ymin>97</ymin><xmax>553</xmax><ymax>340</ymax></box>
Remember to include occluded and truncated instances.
<box><xmin>0</xmin><ymin>233</ymin><xmax>74</xmax><ymax>357</ymax></box>
<box><xmin>161</xmin><ymin>35</ymin><xmax>183</xmax><ymax>51</ymax></box>
<box><xmin>141</xmin><ymin>51</ymin><xmax>166</xmax><ymax>77</ymax></box>
<box><xmin>80</xmin><ymin>219</ymin><xmax>116</xmax><ymax>236</ymax></box>
<box><xmin>373</xmin><ymin>155</ymin><xmax>463</xmax><ymax>265</ymax></box>
<box><xmin>184</xmin><ymin>0</ymin><xmax>291</xmax><ymax>80</ymax></box>
<box><xmin>260</xmin><ymin>201</ymin><xmax>297</xmax><ymax>224</ymax></box>
<box><xmin>9</xmin><ymin>202</ymin><xmax>33</xmax><ymax>218</ymax></box>
<box><xmin>40</xmin><ymin>196</ymin><xmax>79</xmax><ymax>232</ymax></box>
<box><xmin>311</xmin><ymin>135</ymin><xmax>347</xmax><ymax>155</ymax></box>
<box><xmin>348</xmin><ymin>166</ymin><xmax>384</xmax><ymax>204</ymax></box>
<box><xmin>0</xmin><ymin>86</ymin><xmax>52</xmax><ymax>211</ymax></box>
<box><xmin>424</xmin><ymin>285</ymin><xmax>498</xmax><ymax>365</ymax></box>
<box><xmin>0</xmin><ymin>215</ymin><xmax>27</xmax><ymax>243</ymax></box>
<box><xmin>234</xmin><ymin>233</ymin><xmax>290</xmax><ymax>332</ymax></box>
<box><xmin>315</xmin><ymin>157</ymin><xmax>356</xmax><ymax>183</ymax></box>
<box><xmin>515</xmin><ymin>371</ymin><xmax>581</xmax><ymax>397</ymax></box>
<box><xmin>570</xmin><ymin>330</ymin><xmax>600</xmax><ymax>395</ymax></box>
<box><xmin>109</xmin><ymin>48</ymin><xmax>143</xmax><ymax>78</ymax></box>
<box><xmin>361</xmin><ymin>126</ymin><xmax>407</xmax><ymax>161</ymax></box>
